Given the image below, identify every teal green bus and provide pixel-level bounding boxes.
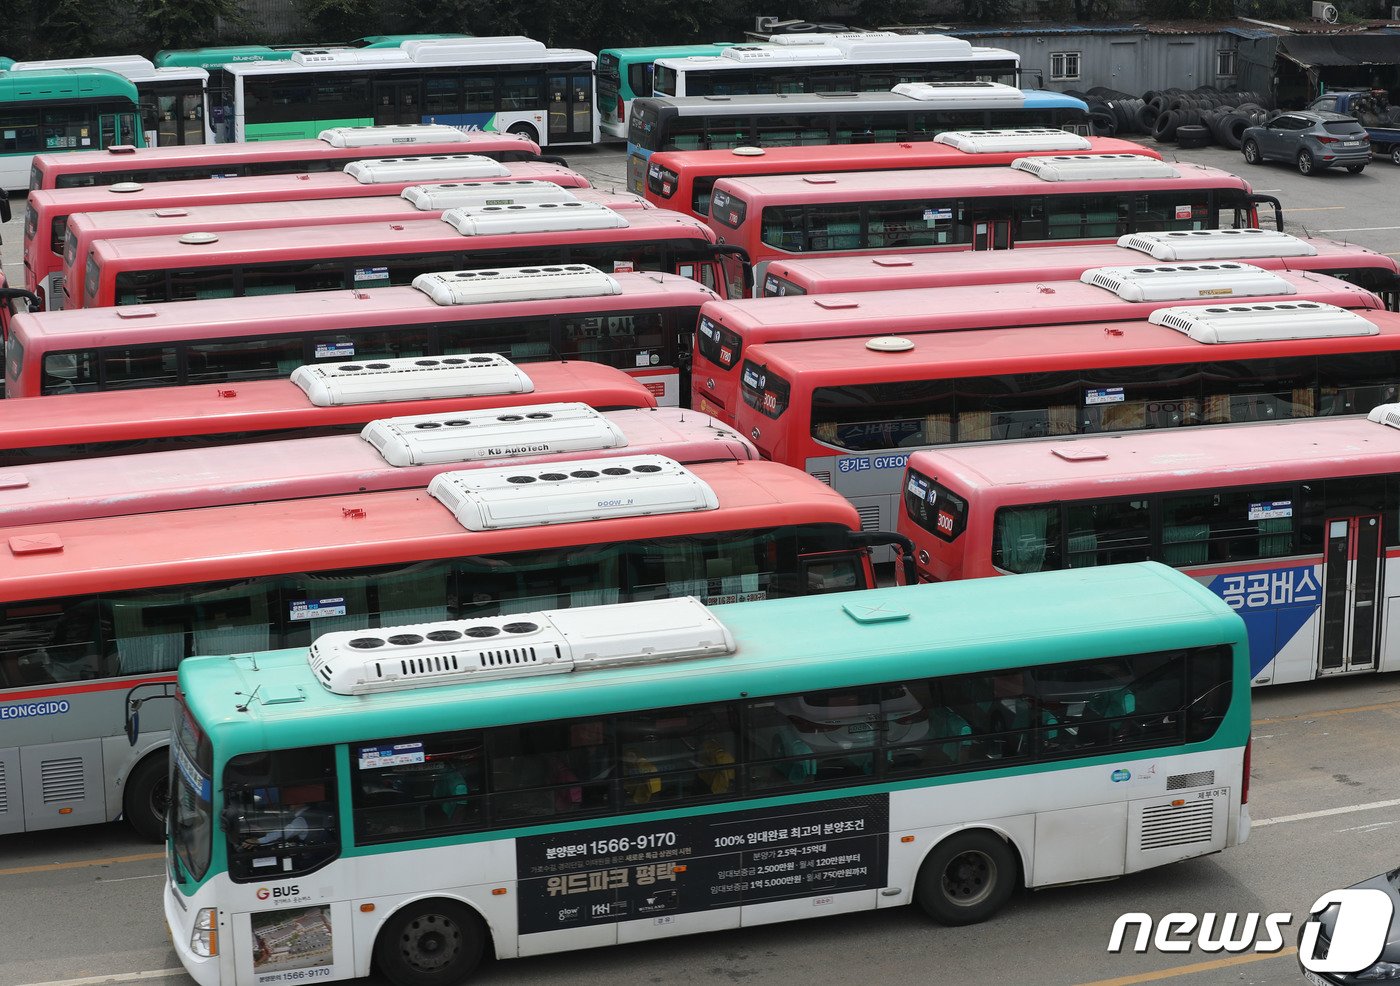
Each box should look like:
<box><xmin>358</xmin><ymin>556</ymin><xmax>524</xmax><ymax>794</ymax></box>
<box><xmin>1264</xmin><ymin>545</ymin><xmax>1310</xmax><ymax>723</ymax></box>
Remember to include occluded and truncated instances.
<box><xmin>165</xmin><ymin>563</ymin><xmax>1250</xmax><ymax>985</ymax></box>
<box><xmin>0</xmin><ymin>69</ymin><xmax>144</xmax><ymax>196</ymax></box>
<box><xmin>153</xmin><ymin>37</ymin><xmax>473</xmax><ymax>71</ymax></box>
<box><xmin>598</xmin><ymin>45</ymin><xmax>734</xmax><ymax>140</ymax></box>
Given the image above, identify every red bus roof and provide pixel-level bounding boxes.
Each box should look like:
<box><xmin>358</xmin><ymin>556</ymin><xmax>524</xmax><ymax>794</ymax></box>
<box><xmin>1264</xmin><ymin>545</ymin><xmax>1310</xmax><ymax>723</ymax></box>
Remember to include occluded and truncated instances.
<box><xmin>906</xmin><ymin>414</ymin><xmax>1400</xmax><ymax>500</ymax></box>
<box><xmin>29</xmin><ymin>129</ymin><xmax>539</xmax><ymax>187</ymax></box>
<box><xmin>647</xmin><ymin>136</ymin><xmax>1163</xmax><ymax>177</ymax></box>
<box><xmin>764</xmin><ymin>238</ymin><xmax>1400</xmax><ymax>294</ymax></box>
<box><xmin>711</xmin><ymin>161</ymin><xmax>1251</xmax><ymax>204</ymax></box>
<box><xmin>0</xmin><ymin>406</ymin><xmax>757</xmax><ymax>525</ymax></box>
<box><xmin>85</xmin><ymin>209</ymin><xmax>714</xmax><ymax>271</ymax></box>
<box><xmin>0</xmin><ymin>460</ymin><xmax>857</xmax><ymax>600</ymax></box>
<box><xmin>700</xmin><ymin>270</ymin><xmax>1381</xmax><ymax>342</ymax></box>
<box><xmin>743</xmin><ymin>306</ymin><xmax>1400</xmax><ymax>385</ymax></box>
<box><xmin>15</xmin><ymin>271</ymin><xmax>716</xmax><ymax>346</ymax></box>
<box><xmin>0</xmin><ymin>361</ymin><xmax>656</xmax><ymax>454</ymax></box>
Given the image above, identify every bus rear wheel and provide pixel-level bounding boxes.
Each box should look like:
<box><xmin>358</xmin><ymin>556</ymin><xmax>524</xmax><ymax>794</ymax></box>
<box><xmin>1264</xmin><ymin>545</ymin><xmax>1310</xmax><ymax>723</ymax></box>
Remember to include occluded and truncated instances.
<box><xmin>123</xmin><ymin>752</ymin><xmax>169</xmax><ymax>843</ymax></box>
<box><xmin>914</xmin><ymin>830</ymin><xmax>1017</xmax><ymax>926</ymax></box>
<box><xmin>506</xmin><ymin>123</ymin><xmax>539</xmax><ymax>145</ymax></box>
<box><xmin>375</xmin><ymin>899</ymin><xmax>485</xmax><ymax>986</ymax></box>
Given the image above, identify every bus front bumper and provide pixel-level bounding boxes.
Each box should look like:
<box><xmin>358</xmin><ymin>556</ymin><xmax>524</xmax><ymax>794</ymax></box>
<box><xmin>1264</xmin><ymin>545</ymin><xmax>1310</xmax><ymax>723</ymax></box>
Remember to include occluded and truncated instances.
<box><xmin>164</xmin><ymin>877</ymin><xmax>221</xmax><ymax>986</ymax></box>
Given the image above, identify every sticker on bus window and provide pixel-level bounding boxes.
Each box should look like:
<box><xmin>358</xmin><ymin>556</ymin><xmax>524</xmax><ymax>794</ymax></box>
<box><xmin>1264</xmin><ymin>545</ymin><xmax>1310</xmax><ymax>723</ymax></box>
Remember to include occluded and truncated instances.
<box><xmin>907</xmin><ymin>475</ymin><xmax>929</xmax><ymax>499</ymax></box>
<box><xmin>923</xmin><ymin>208</ymin><xmax>953</xmax><ymax>223</ymax></box>
<box><xmin>1175</xmin><ymin>205</ymin><xmax>1194</xmax><ymax>220</ymax></box>
<box><xmin>353</xmin><ymin>266</ymin><xmax>390</xmax><ymax>286</ymax></box>
<box><xmin>614</xmin><ymin>260</ymin><xmax>636</xmax><ymax>273</ymax></box>
<box><xmin>289</xmin><ymin>597</ymin><xmax>347</xmax><ymax>621</ymax></box>
<box><xmin>357</xmin><ymin>741</ymin><xmax>426</xmax><ymax>770</ymax></box>
<box><xmin>636</xmin><ymin>352</ymin><xmax>650</xmax><ymax>368</ymax></box>
<box><xmin>315</xmin><ymin>342</ymin><xmax>354</xmax><ymax>359</ymax></box>
<box><xmin>1248</xmin><ymin>501</ymin><xmax>1293</xmax><ymax>520</ymax></box>
<box><xmin>1085</xmin><ymin>387</ymin><xmax>1125</xmax><ymax>405</ymax></box>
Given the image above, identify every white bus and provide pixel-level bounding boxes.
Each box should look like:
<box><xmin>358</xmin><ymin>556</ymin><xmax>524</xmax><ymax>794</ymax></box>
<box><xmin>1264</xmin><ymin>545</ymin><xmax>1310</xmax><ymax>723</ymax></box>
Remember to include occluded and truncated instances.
<box><xmin>165</xmin><ymin>564</ymin><xmax>1249</xmax><ymax>985</ymax></box>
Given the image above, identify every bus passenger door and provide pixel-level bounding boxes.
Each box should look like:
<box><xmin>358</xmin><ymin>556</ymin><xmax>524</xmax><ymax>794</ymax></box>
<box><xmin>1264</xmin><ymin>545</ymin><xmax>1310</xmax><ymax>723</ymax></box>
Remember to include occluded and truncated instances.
<box><xmin>373</xmin><ymin>82</ymin><xmax>420</xmax><ymax>126</ymax></box>
<box><xmin>1319</xmin><ymin>514</ymin><xmax>1381</xmax><ymax>676</ymax></box>
<box><xmin>98</xmin><ymin>112</ymin><xmax>140</xmax><ymax>150</ymax></box>
<box><xmin>547</xmin><ymin>73</ymin><xmax>594</xmax><ymax>144</ymax></box>
<box><xmin>972</xmin><ymin>217</ymin><xmax>1012</xmax><ymax>251</ymax></box>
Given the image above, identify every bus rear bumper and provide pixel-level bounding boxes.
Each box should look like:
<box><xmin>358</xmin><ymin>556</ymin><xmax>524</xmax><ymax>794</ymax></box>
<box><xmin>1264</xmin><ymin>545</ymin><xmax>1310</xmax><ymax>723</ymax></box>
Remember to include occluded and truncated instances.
<box><xmin>1237</xmin><ymin>803</ymin><xmax>1252</xmax><ymax>846</ymax></box>
<box><xmin>164</xmin><ymin>879</ymin><xmax>221</xmax><ymax>986</ymax></box>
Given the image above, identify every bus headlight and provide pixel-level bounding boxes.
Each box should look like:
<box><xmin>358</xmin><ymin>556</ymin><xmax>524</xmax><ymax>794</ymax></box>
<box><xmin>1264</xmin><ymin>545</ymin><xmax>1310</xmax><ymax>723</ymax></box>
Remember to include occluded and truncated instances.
<box><xmin>191</xmin><ymin>908</ymin><xmax>218</xmax><ymax>957</ymax></box>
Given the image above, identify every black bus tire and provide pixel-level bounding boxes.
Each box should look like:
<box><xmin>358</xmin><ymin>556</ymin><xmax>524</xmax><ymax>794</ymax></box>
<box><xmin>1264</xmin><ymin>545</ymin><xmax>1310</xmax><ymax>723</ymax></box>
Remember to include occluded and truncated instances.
<box><xmin>914</xmin><ymin>830</ymin><xmax>1018</xmax><ymax>926</ymax></box>
<box><xmin>375</xmin><ymin>898</ymin><xmax>486</xmax><ymax>986</ymax></box>
<box><xmin>123</xmin><ymin>752</ymin><xmax>170</xmax><ymax>843</ymax></box>
<box><xmin>506</xmin><ymin>123</ymin><xmax>539</xmax><ymax>145</ymax></box>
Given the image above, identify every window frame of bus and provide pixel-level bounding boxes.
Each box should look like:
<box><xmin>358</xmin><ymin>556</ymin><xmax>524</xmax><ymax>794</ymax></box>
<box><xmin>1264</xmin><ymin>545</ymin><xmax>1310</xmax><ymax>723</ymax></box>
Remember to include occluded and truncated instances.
<box><xmin>711</xmin><ymin>188</ymin><xmax>747</xmax><ymax>229</ymax></box>
<box><xmin>222</xmin><ymin>745</ymin><xmax>341</xmax><ymax>882</ymax></box>
<box><xmin>740</xmin><ymin>359</ymin><xmax>790</xmax><ymax>418</ymax></box>
<box><xmin>986</xmin><ymin>476</ymin><xmax>1351</xmax><ymax>575</ymax></box>
<box><xmin>332</xmin><ymin>643</ymin><xmax>1235</xmax><ymax>851</ymax></box>
<box><xmin>903</xmin><ymin>470</ymin><xmax>969</xmax><ymax>543</ymax></box>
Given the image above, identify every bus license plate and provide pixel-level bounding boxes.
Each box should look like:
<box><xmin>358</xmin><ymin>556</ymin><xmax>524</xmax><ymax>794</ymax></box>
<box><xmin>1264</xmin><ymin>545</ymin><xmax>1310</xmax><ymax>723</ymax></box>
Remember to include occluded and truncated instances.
<box><xmin>847</xmin><ymin>722</ymin><xmax>875</xmax><ymax>733</ymax></box>
<box><xmin>1343</xmin><ymin>140</ymin><xmax>1363</xmax><ymax>147</ymax></box>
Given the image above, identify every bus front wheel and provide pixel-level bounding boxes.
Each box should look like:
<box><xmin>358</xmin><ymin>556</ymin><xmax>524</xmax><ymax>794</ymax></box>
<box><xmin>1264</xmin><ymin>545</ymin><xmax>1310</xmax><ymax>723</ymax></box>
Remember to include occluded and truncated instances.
<box><xmin>123</xmin><ymin>752</ymin><xmax>169</xmax><ymax>843</ymax></box>
<box><xmin>914</xmin><ymin>830</ymin><xmax>1018</xmax><ymax>926</ymax></box>
<box><xmin>507</xmin><ymin>123</ymin><xmax>539</xmax><ymax>145</ymax></box>
<box><xmin>375</xmin><ymin>898</ymin><xmax>485</xmax><ymax>986</ymax></box>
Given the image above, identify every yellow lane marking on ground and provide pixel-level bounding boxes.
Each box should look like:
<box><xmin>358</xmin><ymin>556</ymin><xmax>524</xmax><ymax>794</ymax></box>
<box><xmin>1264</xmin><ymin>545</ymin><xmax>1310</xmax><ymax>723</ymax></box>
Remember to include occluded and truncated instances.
<box><xmin>1285</xmin><ymin>206</ymin><xmax>1349</xmax><ymax>211</ymax></box>
<box><xmin>0</xmin><ymin>851</ymin><xmax>164</xmax><ymax>877</ymax></box>
<box><xmin>1254</xmin><ymin>697</ymin><xmax>1400</xmax><ymax>726</ymax></box>
<box><xmin>1072</xmin><ymin>946</ymin><xmax>1297</xmax><ymax>985</ymax></box>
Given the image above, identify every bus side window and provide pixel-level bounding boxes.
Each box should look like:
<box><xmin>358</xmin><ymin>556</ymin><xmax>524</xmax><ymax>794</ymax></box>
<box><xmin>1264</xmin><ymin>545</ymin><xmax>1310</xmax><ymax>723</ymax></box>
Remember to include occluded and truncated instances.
<box><xmin>0</xmin><ymin>596</ymin><xmax>107</xmax><ymax>687</ymax></box>
<box><xmin>223</xmin><ymin>746</ymin><xmax>339</xmax><ymax>882</ymax></box>
<box><xmin>351</xmin><ymin>731</ymin><xmax>485</xmax><ymax>845</ymax></box>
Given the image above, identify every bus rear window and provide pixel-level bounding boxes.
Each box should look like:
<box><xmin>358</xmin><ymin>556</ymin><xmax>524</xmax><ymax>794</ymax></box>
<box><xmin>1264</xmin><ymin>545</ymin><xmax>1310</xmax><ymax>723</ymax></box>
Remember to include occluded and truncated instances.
<box><xmin>647</xmin><ymin>162</ymin><xmax>679</xmax><ymax>199</ymax></box>
<box><xmin>740</xmin><ymin>360</ymin><xmax>789</xmax><ymax>418</ymax></box>
<box><xmin>763</xmin><ymin>273</ymin><xmax>806</xmax><ymax>297</ymax></box>
<box><xmin>654</xmin><ymin>65</ymin><xmax>678</xmax><ymax>97</ymax></box>
<box><xmin>697</xmin><ymin>316</ymin><xmax>740</xmax><ymax>370</ymax></box>
<box><xmin>904</xmin><ymin>469</ymin><xmax>968</xmax><ymax>543</ymax></box>
<box><xmin>28</xmin><ymin>162</ymin><xmax>43</xmax><ymax>191</ymax></box>
<box><xmin>598</xmin><ymin>53</ymin><xmax>621</xmax><ymax>98</ymax></box>
<box><xmin>64</xmin><ymin>229</ymin><xmax>78</xmax><ymax>268</ymax></box>
<box><xmin>627</xmin><ymin>101</ymin><xmax>658</xmax><ymax>148</ymax></box>
<box><xmin>5</xmin><ymin>333</ymin><xmax>22</xmax><ymax>384</ymax></box>
<box><xmin>85</xmin><ymin>255</ymin><xmax>101</xmax><ymax>302</ymax></box>
<box><xmin>24</xmin><ymin>204</ymin><xmax>37</xmax><ymax>243</ymax></box>
<box><xmin>629</xmin><ymin>62</ymin><xmax>653</xmax><ymax>100</ymax></box>
<box><xmin>711</xmin><ymin>189</ymin><xmax>747</xmax><ymax>229</ymax></box>
<box><xmin>49</xmin><ymin>217</ymin><xmax>67</xmax><ymax>256</ymax></box>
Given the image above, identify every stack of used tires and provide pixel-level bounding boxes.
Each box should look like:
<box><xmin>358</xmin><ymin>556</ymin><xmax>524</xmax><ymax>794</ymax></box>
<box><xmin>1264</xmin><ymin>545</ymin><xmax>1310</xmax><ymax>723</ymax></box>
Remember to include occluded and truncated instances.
<box><xmin>1067</xmin><ymin>85</ymin><xmax>1274</xmax><ymax>149</ymax></box>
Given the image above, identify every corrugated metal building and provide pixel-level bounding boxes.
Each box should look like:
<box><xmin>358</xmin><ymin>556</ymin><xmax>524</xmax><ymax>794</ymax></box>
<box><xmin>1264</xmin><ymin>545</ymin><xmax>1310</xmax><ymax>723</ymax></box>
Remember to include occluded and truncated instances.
<box><xmin>946</xmin><ymin>24</ymin><xmax>1258</xmax><ymax>94</ymax></box>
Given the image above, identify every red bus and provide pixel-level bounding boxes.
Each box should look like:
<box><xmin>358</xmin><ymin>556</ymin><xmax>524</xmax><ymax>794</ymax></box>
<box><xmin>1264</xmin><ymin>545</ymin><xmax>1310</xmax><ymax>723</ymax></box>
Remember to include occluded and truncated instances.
<box><xmin>760</xmin><ymin>228</ymin><xmax>1400</xmax><ymax>310</ymax></box>
<box><xmin>73</xmin><ymin>206</ymin><xmax>741</xmax><ymax>311</ymax></box>
<box><xmin>27</xmin><ymin>123</ymin><xmax>543</xmax><ymax>191</ymax></box>
<box><xmin>705</xmin><ymin>156</ymin><xmax>1280</xmax><ymax>294</ymax></box>
<box><xmin>59</xmin><ymin>184</ymin><xmax>653</xmax><ymax>306</ymax></box>
<box><xmin>15</xmin><ymin>267</ymin><xmax>716</xmax><ymax>406</ymax></box>
<box><xmin>691</xmin><ymin>265</ymin><xmax>1381</xmax><ymax>424</ymax></box>
<box><xmin>0</xmin><ymin>404</ymin><xmax>755</xmax><ymax>525</ymax></box>
<box><xmin>732</xmin><ymin>301</ymin><xmax>1400</xmax><ymax>538</ymax></box>
<box><xmin>0</xmin><ymin>457</ymin><xmax>892</xmax><ymax>837</ymax></box>
<box><xmin>26</xmin><ymin>156</ymin><xmax>587</xmax><ymax>309</ymax></box>
<box><xmin>0</xmin><ymin>357</ymin><xmax>656</xmax><ymax>466</ymax></box>
<box><xmin>643</xmin><ymin>130</ymin><xmax>1163</xmax><ymax>219</ymax></box>
<box><xmin>896</xmin><ymin>411</ymin><xmax>1400</xmax><ymax>687</ymax></box>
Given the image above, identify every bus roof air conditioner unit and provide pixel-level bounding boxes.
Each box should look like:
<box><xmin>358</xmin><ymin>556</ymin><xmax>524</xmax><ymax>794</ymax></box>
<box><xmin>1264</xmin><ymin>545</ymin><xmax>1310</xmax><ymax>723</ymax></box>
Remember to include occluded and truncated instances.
<box><xmin>1148</xmin><ymin>302</ymin><xmax>1376</xmax><ymax>344</ymax></box>
<box><xmin>412</xmin><ymin>264</ymin><xmax>620</xmax><ymax>306</ymax></box>
<box><xmin>343</xmin><ymin>155</ymin><xmax>510</xmax><ymax>184</ymax></box>
<box><xmin>441</xmin><ymin>201</ymin><xmax>628</xmax><ymax>236</ymax></box>
<box><xmin>428</xmin><ymin>454</ymin><xmax>719</xmax><ymax>530</ymax></box>
<box><xmin>290</xmin><ymin>354</ymin><xmax>534</xmax><ymax>407</ymax></box>
<box><xmin>361</xmin><ymin>402</ymin><xmax>627</xmax><ymax>467</ymax></box>
<box><xmin>400</xmin><ymin>180</ymin><xmax>579</xmax><ymax>211</ymax></box>
<box><xmin>1117</xmin><ymin>229</ymin><xmax>1318</xmax><ymax>261</ymax></box>
<box><xmin>936</xmin><ymin>128</ymin><xmax>1091</xmax><ymax>153</ymax></box>
<box><xmin>1013</xmin><ymin>154</ymin><xmax>1178</xmax><ymax>181</ymax></box>
<box><xmin>1081</xmin><ymin>263</ymin><xmax>1295</xmax><ymax>302</ymax></box>
<box><xmin>308</xmin><ymin>596</ymin><xmax>736</xmax><ymax>695</ymax></box>
<box><xmin>892</xmin><ymin>82</ymin><xmax>1025</xmax><ymax>107</ymax></box>
<box><xmin>318</xmin><ymin>125</ymin><xmax>473</xmax><ymax>148</ymax></box>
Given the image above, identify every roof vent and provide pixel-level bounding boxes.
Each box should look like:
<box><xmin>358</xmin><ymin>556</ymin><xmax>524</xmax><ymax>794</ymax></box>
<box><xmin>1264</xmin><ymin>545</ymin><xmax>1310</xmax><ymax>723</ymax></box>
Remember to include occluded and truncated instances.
<box><xmin>342</xmin><ymin>154</ymin><xmax>511</xmax><ymax>185</ymax></box>
<box><xmin>109</xmin><ymin>181</ymin><xmax>144</xmax><ymax>193</ymax></box>
<box><xmin>427</xmin><ymin>454</ymin><xmax>718</xmax><ymax>530</ymax></box>
<box><xmin>867</xmin><ymin>336</ymin><xmax>915</xmax><ymax>352</ymax></box>
<box><xmin>399</xmin><ymin>180</ymin><xmax>579</xmax><ymax>211</ymax></box>
<box><xmin>402</xmin><ymin>37</ymin><xmax>551</xmax><ymax>64</ymax></box>
<box><xmin>732</xmin><ymin>146</ymin><xmax>765</xmax><ymax>156</ymax></box>
<box><xmin>178</xmin><ymin>231</ymin><xmax>219</xmax><ymax>245</ymax></box>
<box><xmin>1051</xmin><ymin>444</ymin><xmax>1109</xmax><ymax>461</ymax></box>
<box><xmin>307</xmin><ymin>596</ymin><xmax>735</xmax><ymax>696</ymax></box>
<box><xmin>1148</xmin><ymin>302</ymin><xmax>1377</xmax><ymax>344</ymax></box>
<box><xmin>291</xmin><ymin>48</ymin><xmax>410</xmax><ymax>67</ymax></box>
<box><xmin>1081</xmin><ymin>263</ymin><xmax>1294</xmax><ymax>302</ymax></box>
<box><xmin>1012</xmin><ymin>154</ymin><xmax>1178</xmax><ymax>181</ymax></box>
<box><xmin>290</xmin><ymin>354</ymin><xmax>533</xmax><ymax>407</ymax></box>
<box><xmin>412</xmin><ymin>264</ymin><xmax>620</xmax><ymax>305</ymax></box>
<box><xmin>891</xmin><ymin>82</ymin><xmax>1025</xmax><ymax>107</ymax></box>
<box><xmin>935</xmin><ymin>128</ymin><xmax>1092</xmax><ymax>153</ymax></box>
<box><xmin>153</xmin><ymin>208</ymin><xmax>189</xmax><ymax>218</ymax></box>
<box><xmin>1367</xmin><ymin>402</ymin><xmax>1400</xmax><ymax>429</ymax></box>
<box><xmin>361</xmin><ymin>402</ymin><xmax>626</xmax><ymax>467</ymax></box>
<box><xmin>318</xmin><ymin>124</ymin><xmax>473</xmax><ymax>148</ymax></box>
<box><xmin>873</xmin><ymin>256</ymin><xmax>914</xmax><ymax>267</ymax></box>
<box><xmin>440</xmin><ymin>201</ymin><xmax>628</xmax><ymax>236</ymax></box>
<box><xmin>1117</xmin><ymin>229</ymin><xmax>1319</xmax><ymax>261</ymax></box>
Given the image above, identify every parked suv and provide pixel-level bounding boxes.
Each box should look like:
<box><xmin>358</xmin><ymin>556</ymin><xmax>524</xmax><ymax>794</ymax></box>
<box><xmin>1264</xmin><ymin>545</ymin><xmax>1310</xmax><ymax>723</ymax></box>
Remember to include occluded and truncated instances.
<box><xmin>1242</xmin><ymin>111</ymin><xmax>1371</xmax><ymax>175</ymax></box>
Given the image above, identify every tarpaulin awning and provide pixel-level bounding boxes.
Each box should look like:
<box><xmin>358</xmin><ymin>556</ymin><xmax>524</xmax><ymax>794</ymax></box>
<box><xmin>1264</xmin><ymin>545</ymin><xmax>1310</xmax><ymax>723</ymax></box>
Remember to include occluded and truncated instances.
<box><xmin>1278</xmin><ymin>35</ymin><xmax>1400</xmax><ymax>69</ymax></box>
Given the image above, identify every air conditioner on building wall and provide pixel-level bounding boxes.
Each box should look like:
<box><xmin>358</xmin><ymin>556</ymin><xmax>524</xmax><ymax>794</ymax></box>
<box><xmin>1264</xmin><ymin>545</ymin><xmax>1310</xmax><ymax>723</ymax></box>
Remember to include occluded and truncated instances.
<box><xmin>1312</xmin><ymin>1</ymin><xmax>1339</xmax><ymax>22</ymax></box>
<box><xmin>1391</xmin><ymin>4</ymin><xmax>1400</xmax><ymax>19</ymax></box>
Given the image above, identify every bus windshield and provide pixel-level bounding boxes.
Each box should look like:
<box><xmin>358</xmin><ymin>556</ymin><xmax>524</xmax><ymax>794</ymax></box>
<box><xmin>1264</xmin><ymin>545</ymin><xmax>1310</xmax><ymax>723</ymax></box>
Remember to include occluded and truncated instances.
<box><xmin>172</xmin><ymin>700</ymin><xmax>214</xmax><ymax>881</ymax></box>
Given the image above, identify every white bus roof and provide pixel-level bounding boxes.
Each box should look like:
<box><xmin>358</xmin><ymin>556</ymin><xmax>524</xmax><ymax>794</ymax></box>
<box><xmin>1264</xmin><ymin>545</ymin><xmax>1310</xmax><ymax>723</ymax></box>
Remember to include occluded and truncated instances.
<box><xmin>654</xmin><ymin>33</ymin><xmax>1015</xmax><ymax>72</ymax></box>
<box><xmin>226</xmin><ymin>36</ymin><xmax>594</xmax><ymax>76</ymax></box>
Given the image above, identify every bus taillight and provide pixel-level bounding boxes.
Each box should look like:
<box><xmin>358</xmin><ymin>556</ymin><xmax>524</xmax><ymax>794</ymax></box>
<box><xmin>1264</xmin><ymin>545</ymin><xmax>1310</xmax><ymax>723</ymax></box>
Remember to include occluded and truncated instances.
<box><xmin>617</xmin><ymin>96</ymin><xmax>625</xmax><ymax>120</ymax></box>
<box><xmin>1242</xmin><ymin>736</ymin><xmax>1251</xmax><ymax>805</ymax></box>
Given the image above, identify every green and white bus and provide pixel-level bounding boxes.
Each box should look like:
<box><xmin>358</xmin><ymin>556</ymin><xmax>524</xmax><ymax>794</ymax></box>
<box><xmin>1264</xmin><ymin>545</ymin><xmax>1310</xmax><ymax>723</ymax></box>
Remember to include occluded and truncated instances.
<box><xmin>166</xmin><ymin>563</ymin><xmax>1250</xmax><ymax>985</ymax></box>
<box><xmin>0</xmin><ymin>69</ymin><xmax>144</xmax><ymax>196</ymax></box>
<box><xmin>154</xmin><ymin>37</ymin><xmax>474</xmax><ymax>71</ymax></box>
<box><xmin>598</xmin><ymin>45</ymin><xmax>735</xmax><ymax>140</ymax></box>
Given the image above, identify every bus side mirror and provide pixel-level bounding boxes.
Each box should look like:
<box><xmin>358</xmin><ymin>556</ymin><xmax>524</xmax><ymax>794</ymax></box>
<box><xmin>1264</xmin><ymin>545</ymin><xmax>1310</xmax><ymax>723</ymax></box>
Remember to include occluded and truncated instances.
<box><xmin>0</xmin><ymin>198</ymin><xmax>10</xmax><ymax>224</ymax></box>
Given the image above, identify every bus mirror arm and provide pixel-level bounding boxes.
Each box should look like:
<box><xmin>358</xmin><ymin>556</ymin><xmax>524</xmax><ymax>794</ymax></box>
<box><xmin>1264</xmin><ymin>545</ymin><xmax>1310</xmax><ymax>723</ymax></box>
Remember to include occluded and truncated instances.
<box><xmin>711</xmin><ymin>244</ymin><xmax>753</xmax><ymax>293</ymax></box>
<box><xmin>0</xmin><ymin>287</ymin><xmax>41</xmax><ymax>312</ymax></box>
<box><xmin>847</xmin><ymin>531</ymin><xmax>917</xmax><ymax>586</ymax></box>
<box><xmin>124</xmin><ymin>682</ymin><xmax>177</xmax><ymax>746</ymax></box>
<box><xmin>0</xmin><ymin>199</ymin><xmax>9</xmax><ymax>224</ymax></box>
<box><xmin>1249</xmin><ymin>194</ymin><xmax>1285</xmax><ymax>232</ymax></box>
